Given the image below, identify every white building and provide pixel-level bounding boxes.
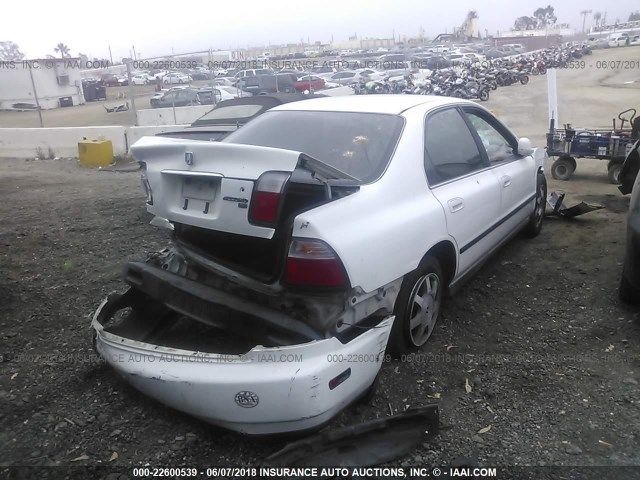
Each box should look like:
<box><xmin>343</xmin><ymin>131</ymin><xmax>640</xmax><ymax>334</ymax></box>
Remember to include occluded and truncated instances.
<box><xmin>0</xmin><ymin>58</ymin><xmax>85</xmax><ymax>110</ymax></box>
<box><xmin>499</xmin><ymin>27</ymin><xmax>574</xmax><ymax>37</ymax></box>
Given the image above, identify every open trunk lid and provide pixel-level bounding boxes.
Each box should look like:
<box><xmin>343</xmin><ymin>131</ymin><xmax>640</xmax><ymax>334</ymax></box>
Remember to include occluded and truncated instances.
<box><xmin>131</xmin><ymin>136</ymin><xmax>355</xmax><ymax>240</ymax></box>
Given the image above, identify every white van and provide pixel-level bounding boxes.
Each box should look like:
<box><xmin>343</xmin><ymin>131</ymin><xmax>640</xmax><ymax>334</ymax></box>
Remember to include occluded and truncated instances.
<box><xmin>608</xmin><ymin>36</ymin><xmax>628</xmax><ymax>47</ymax></box>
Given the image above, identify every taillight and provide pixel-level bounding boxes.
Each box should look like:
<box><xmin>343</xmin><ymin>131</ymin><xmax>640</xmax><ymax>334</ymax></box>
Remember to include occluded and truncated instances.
<box><xmin>286</xmin><ymin>239</ymin><xmax>349</xmax><ymax>288</ymax></box>
<box><xmin>249</xmin><ymin>171</ymin><xmax>290</xmax><ymax>226</ymax></box>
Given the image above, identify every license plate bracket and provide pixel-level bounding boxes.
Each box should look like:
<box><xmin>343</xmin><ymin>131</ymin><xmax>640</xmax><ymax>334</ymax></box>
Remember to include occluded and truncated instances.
<box><xmin>182</xmin><ymin>177</ymin><xmax>216</xmax><ymax>201</ymax></box>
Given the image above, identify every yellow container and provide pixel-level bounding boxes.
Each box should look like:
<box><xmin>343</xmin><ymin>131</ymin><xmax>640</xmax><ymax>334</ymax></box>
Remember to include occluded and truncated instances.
<box><xmin>78</xmin><ymin>140</ymin><xmax>113</xmax><ymax>167</ymax></box>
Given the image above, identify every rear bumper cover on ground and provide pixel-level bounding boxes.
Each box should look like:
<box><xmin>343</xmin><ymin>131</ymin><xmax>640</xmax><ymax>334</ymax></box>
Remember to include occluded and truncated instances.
<box><xmin>92</xmin><ymin>296</ymin><xmax>393</xmax><ymax>434</ymax></box>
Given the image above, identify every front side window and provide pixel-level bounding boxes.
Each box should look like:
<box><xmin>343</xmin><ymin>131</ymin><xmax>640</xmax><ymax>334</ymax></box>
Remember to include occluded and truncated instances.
<box><xmin>464</xmin><ymin>112</ymin><xmax>516</xmax><ymax>163</ymax></box>
<box><xmin>424</xmin><ymin>108</ymin><xmax>484</xmax><ymax>185</ymax></box>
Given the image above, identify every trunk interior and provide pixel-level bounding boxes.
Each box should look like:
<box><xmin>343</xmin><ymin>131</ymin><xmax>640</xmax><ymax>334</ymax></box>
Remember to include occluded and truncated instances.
<box><xmin>101</xmin><ymin>297</ymin><xmax>261</xmax><ymax>354</ymax></box>
<box><xmin>174</xmin><ymin>181</ymin><xmax>358</xmax><ymax>281</ymax></box>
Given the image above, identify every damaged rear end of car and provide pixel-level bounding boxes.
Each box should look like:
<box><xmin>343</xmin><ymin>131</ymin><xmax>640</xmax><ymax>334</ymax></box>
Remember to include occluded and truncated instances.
<box><xmin>92</xmin><ymin>121</ymin><xmax>403</xmax><ymax>433</ymax></box>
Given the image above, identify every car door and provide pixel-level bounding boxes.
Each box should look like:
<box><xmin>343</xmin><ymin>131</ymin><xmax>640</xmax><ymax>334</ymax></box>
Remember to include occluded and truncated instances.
<box><xmin>424</xmin><ymin>107</ymin><xmax>502</xmax><ymax>275</ymax></box>
<box><xmin>174</xmin><ymin>90</ymin><xmax>194</xmax><ymax>106</ymax></box>
<box><xmin>461</xmin><ymin>107</ymin><xmax>536</xmax><ymax>236</ymax></box>
<box><xmin>159</xmin><ymin>91</ymin><xmax>177</xmax><ymax>107</ymax></box>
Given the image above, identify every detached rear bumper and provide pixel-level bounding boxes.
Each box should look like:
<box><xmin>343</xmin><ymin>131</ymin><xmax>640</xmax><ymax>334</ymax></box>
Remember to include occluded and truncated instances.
<box><xmin>92</xmin><ymin>297</ymin><xmax>393</xmax><ymax>435</ymax></box>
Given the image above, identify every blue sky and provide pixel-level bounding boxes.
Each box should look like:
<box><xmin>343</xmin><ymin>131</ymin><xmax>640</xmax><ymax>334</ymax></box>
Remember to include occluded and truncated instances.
<box><xmin>2</xmin><ymin>0</ymin><xmax>638</xmax><ymax>60</ymax></box>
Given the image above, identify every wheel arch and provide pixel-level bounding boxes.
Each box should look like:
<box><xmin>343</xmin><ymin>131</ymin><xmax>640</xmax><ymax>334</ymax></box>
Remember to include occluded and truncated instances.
<box><xmin>423</xmin><ymin>240</ymin><xmax>457</xmax><ymax>290</ymax></box>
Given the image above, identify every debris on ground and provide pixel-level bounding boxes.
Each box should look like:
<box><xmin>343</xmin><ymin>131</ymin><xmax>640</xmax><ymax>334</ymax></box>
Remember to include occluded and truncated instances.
<box><xmin>266</xmin><ymin>405</ymin><xmax>439</xmax><ymax>467</ymax></box>
<box><xmin>546</xmin><ymin>191</ymin><xmax>604</xmax><ymax>218</ymax></box>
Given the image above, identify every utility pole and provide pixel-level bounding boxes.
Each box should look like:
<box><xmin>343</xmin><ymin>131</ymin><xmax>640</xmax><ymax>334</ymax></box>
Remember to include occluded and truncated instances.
<box><xmin>132</xmin><ymin>45</ymin><xmax>137</xmax><ymax>61</ymax></box>
<box><xmin>27</xmin><ymin>63</ymin><xmax>44</xmax><ymax>128</ymax></box>
<box><xmin>108</xmin><ymin>45</ymin><xmax>113</xmax><ymax>64</ymax></box>
<box><xmin>580</xmin><ymin>10</ymin><xmax>592</xmax><ymax>34</ymax></box>
<box><xmin>126</xmin><ymin>60</ymin><xmax>138</xmax><ymax>126</ymax></box>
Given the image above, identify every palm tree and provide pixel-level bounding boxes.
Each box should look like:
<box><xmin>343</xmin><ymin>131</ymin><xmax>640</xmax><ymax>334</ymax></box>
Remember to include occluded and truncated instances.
<box><xmin>54</xmin><ymin>43</ymin><xmax>70</xmax><ymax>58</ymax></box>
<box><xmin>593</xmin><ymin>11</ymin><xmax>602</xmax><ymax>27</ymax></box>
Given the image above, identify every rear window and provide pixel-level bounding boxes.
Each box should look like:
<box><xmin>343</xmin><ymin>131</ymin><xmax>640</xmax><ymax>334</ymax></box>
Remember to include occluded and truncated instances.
<box><xmin>223</xmin><ymin>110</ymin><xmax>404</xmax><ymax>183</ymax></box>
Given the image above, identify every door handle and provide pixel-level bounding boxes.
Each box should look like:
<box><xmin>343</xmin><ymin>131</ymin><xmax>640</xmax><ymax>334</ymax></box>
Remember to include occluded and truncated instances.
<box><xmin>447</xmin><ymin>198</ymin><xmax>464</xmax><ymax>212</ymax></box>
<box><xmin>501</xmin><ymin>175</ymin><xmax>512</xmax><ymax>187</ymax></box>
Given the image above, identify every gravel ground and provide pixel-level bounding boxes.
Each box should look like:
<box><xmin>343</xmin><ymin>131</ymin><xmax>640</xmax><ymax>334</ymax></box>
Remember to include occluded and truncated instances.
<box><xmin>0</xmin><ymin>152</ymin><xmax>639</xmax><ymax>476</ymax></box>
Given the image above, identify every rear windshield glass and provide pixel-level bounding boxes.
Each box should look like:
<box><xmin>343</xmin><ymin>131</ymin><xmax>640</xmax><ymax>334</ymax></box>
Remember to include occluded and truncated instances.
<box><xmin>223</xmin><ymin>110</ymin><xmax>404</xmax><ymax>182</ymax></box>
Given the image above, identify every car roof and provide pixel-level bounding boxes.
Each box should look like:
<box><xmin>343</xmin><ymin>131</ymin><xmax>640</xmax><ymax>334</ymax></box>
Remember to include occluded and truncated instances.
<box><xmin>271</xmin><ymin>95</ymin><xmax>472</xmax><ymax>115</ymax></box>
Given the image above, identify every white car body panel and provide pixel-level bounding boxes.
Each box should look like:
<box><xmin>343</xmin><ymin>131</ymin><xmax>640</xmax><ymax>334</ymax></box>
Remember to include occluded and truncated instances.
<box><xmin>104</xmin><ymin>95</ymin><xmax>544</xmax><ymax>433</ymax></box>
<box><xmin>131</xmin><ymin>137</ymin><xmax>304</xmax><ymax>239</ymax></box>
<box><xmin>93</xmin><ymin>300</ymin><xmax>393</xmax><ymax>434</ymax></box>
<box><xmin>273</xmin><ymin>96</ymin><xmax>543</xmax><ymax>291</ymax></box>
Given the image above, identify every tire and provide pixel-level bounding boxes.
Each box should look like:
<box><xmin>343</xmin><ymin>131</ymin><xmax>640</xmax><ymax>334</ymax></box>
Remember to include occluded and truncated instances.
<box><xmin>608</xmin><ymin>162</ymin><xmax>622</xmax><ymax>184</ymax></box>
<box><xmin>619</xmin><ymin>264</ymin><xmax>640</xmax><ymax>304</ymax></box>
<box><xmin>523</xmin><ymin>172</ymin><xmax>547</xmax><ymax>238</ymax></box>
<box><xmin>520</xmin><ymin>75</ymin><xmax>529</xmax><ymax>85</ymax></box>
<box><xmin>388</xmin><ymin>256</ymin><xmax>443</xmax><ymax>355</ymax></box>
<box><xmin>551</xmin><ymin>157</ymin><xmax>575</xmax><ymax>180</ymax></box>
<box><xmin>540</xmin><ymin>67</ymin><xmax>547</xmax><ymax>75</ymax></box>
<box><xmin>531</xmin><ymin>67</ymin><xmax>539</xmax><ymax>76</ymax></box>
<box><xmin>479</xmin><ymin>89</ymin><xmax>489</xmax><ymax>101</ymax></box>
<box><xmin>490</xmin><ymin>81</ymin><xmax>497</xmax><ymax>91</ymax></box>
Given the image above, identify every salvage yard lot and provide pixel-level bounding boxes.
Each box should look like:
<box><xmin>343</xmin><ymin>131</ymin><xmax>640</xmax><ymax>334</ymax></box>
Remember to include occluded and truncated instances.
<box><xmin>1</xmin><ymin>47</ymin><xmax>640</xmax><ymax>470</ymax></box>
<box><xmin>0</xmin><ymin>46</ymin><xmax>638</xmax><ymax>133</ymax></box>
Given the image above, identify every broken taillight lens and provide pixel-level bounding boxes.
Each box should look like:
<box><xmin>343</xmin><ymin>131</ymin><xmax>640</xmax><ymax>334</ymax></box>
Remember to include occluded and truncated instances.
<box><xmin>286</xmin><ymin>239</ymin><xmax>349</xmax><ymax>288</ymax></box>
<box><xmin>249</xmin><ymin>171</ymin><xmax>290</xmax><ymax>226</ymax></box>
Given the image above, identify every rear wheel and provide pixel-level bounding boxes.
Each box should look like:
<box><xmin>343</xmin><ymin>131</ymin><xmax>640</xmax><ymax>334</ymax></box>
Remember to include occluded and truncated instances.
<box><xmin>520</xmin><ymin>75</ymin><xmax>529</xmax><ymax>85</ymax></box>
<box><xmin>608</xmin><ymin>161</ymin><xmax>622</xmax><ymax>184</ymax></box>
<box><xmin>388</xmin><ymin>256</ymin><xmax>443</xmax><ymax>355</ymax></box>
<box><xmin>551</xmin><ymin>157</ymin><xmax>576</xmax><ymax>180</ymax></box>
<box><xmin>479</xmin><ymin>89</ymin><xmax>489</xmax><ymax>101</ymax></box>
<box><xmin>523</xmin><ymin>172</ymin><xmax>547</xmax><ymax>238</ymax></box>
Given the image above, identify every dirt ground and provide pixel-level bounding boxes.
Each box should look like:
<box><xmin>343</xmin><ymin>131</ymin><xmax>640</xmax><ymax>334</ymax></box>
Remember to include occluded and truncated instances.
<box><xmin>1</xmin><ymin>46</ymin><xmax>640</xmax><ymax>475</ymax></box>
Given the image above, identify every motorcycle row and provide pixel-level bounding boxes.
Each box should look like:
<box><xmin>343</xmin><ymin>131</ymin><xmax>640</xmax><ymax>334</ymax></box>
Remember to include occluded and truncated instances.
<box><xmin>349</xmin><ymin>43</ymin><xmax>593</xmax><ymax>102</ymax></box>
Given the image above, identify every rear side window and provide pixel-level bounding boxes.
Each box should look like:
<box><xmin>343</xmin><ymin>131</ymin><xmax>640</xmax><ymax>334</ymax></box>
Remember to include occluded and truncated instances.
<box><xmin>424</xmin><ymin>108</ymin><xmax>484</xmax><ymax>185</ymax></box>
<box><xmin>223</xmin><ymin>111</ymin><xmax>404</xmax><ymax>183</ymax></box>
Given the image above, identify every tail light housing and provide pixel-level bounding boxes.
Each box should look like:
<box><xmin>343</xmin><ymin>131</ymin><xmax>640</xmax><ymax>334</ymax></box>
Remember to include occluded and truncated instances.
<box><xmin>249</xmin><ymin>171</ymin><xmax>290</xmax><ymax>227</ymax></box>
<box><xmin>286</xmin><ymin>239</ymin><xmax>349</xmax><ymax>288</ymax></box>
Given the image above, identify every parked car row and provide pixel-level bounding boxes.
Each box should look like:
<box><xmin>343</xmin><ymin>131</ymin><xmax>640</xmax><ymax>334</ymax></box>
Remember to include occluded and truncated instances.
<box><xmin>149</xmin><ymin>86</ymin><xmax>237</xmax><ymax>108</ymax></box>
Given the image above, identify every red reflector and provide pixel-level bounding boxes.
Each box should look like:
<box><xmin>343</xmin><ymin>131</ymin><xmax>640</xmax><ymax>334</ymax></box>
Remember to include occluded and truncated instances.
<box><xmin>329</xmin><ymin>368</ymin><xmax>351</xmax><ymax>390</ymax></box>
<box><xmin>249</xmin><ymin>191</ymin><xmax>281</xmax><ymax>223</ymax></box>
<box><xmin>249</xmin><ymin>171</ymin><xmax>289</xmax><ymax>227</ymax></box>
<box><xmin>286</xmin><ymin>257</ymin><xmax>346</xmax><ymax>287</ymax></box>
<box><xmin>286</xmin><ymin>239</ymin><xmax>348</xmax><ymax>287</ymax></box>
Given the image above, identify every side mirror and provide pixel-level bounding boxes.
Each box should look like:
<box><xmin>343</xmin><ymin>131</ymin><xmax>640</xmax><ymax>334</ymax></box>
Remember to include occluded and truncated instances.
<box><xmin>517</xmin><ymin>137</ymin><xmax>534</xmax><ymax>156</ymax></box>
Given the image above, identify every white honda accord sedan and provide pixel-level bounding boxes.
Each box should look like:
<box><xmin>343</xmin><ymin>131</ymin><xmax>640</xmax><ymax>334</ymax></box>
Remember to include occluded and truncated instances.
<box><xmin>92</xmin><ymin>95</ymin><xmax>546</xmax><ymax>434</ymax></box>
